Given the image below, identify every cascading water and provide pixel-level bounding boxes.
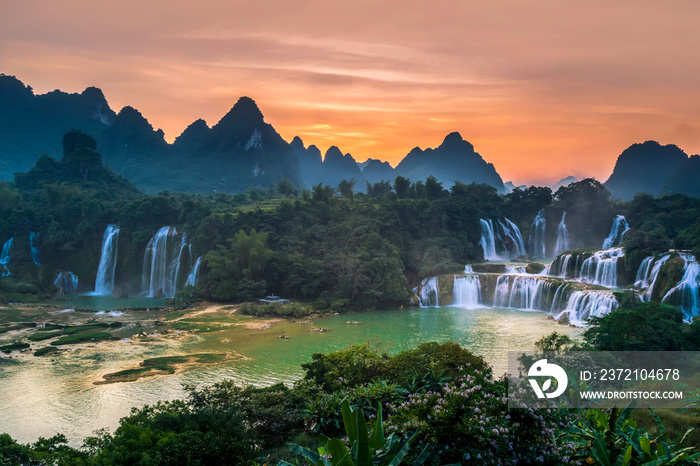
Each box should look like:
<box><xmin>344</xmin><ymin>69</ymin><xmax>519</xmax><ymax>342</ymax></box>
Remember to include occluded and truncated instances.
<box><xmin>142</xmin><ymin>227</ymin><xmax>200</xmax><ymax>297</ymax></box>
<box><xmin>0</xmin><ymin>237</ymin><xmax>13</xmax><ymax>276</ymax></box>
<box><xmin>464</xmin><ymin>264</ymin><xmax>474</xmax><ymax>273</ymax></box>
<box><xmin>480</xmin><ymin>217</ymin><xmax>527</xmax><ymax>260</ymax></box>
<box><xmin>452</xmin><ymin>275</ymin><xmax>482</xmax><ymax>308</ymax></box>
<box><xmin>554</xmin><ymin>211</ymin><xmax>570</xmax><ymax>256</ymax></box>
<box><xmin>528</xmin><ymin>209</ymin><xmax>546</xmax><ymax>258</ymax></box>
<box><xmin>635</xmin><ymin>253</ymin><xmax>671</xmax><ymax>301</ymax></box>
<box><xmin>415</xmin><ymin>276</ymin><xmax>439</xmax><ymax>307</ymax></box>
<box><xmin>185</xmin><ymin>256</ymin><xmax>202</xmax><ymax>287</ymax></box>
<box><xmin>499</xmin><ymin>218</ymin><xmax>527</xmax><ymax>258</ymax></box>
<box><xmin>661</xmin><ymin>253</ymin><xmax>700</xmax><ymax>321</ymax></box>
<box><xmin>54</xmin><ymin>271</ymin><xmax>79</xmax><ymax>294</ymax></box>
<box><xmin>493</xmin><ymin>276</ymin><xmax>555</xmax><ymax>311</ymax></box>
<box><xmin>634</xmin><ymin>256</ymin><xmax>655</xmax><ymax>289</ymax></box>
<box><xmin>29</xmin><ymin>231</ymin><xmax>40</xmax><ymax>266</ymax></box>
<box><xmin>91</xmin><ymin>225</ymin><xmax>120</xmax><ymax>295</ymax></box>
<box><xmin>479</xmin><ymin>219</ymin><xmax>501</xmax><ymax>260</ymax></box>
<box><xmin>602</xmin><ymin>215</ymin><xmax>630</xmax><ymax>249</ymax></box>
<box><xmin>557</xmin><ymin>291</ymin><xmax>618</xmax><ymax>326</ymax></box>
<box><xmin>579</xmin><ymin>248</ymin><xmax>624</xmax><ymax>288</ymax></box>
<box><xmin>548</xmin><ymin>253</ymin><xmax>573</xmax><ymax>278</ymax></box>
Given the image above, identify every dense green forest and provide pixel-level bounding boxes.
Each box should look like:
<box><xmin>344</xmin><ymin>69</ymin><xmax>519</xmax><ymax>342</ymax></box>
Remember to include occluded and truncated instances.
<box><xmin>2</xmin><ymin>130</ymin><xmax>700</xmax><ymax>309</ymax></box>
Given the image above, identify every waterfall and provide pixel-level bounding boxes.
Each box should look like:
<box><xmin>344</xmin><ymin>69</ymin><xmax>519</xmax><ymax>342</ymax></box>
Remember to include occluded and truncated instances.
<box><xmin>54</xmin><ymin>271</ymin><xmax>79</xmax><ymax>294</ymax></box>
<box><xmin>494</xmin><ymin>276</ymin><xmax>554</xmax><ymax>311</ymax></box>
<box><xmin>602</xmin><ymin>215</ymin><xmax>630</xmax><ymax>249</ymax></box>
<box><xmin>493</xmin><ymin>276</ymin><xmax>511</xmax><ymax>307</ymax></box>
<box><xmin>578</xmin><ymin>248</ymin><xmax>624</xmax><ymax>288</ymax></box>
<box><xmin>452</xmin><ymin>275</ymin><xmax>482</xmax><ymax>308</ymax></box>
<box><xmin>528</xmin><ymin>209</ymin><xmax>546</xmax><ymax>257</ymax></box>
<box><xmin>557</xmin><ymin>291</ymin><xmax>618</xmax><ymax>326</ymax></box>
<box><xmin>142</xmin><ymin>227</ymin><xmax>199</xmax><ymax>297</ymax></box>
<box><xmin>29</xmin><ymin>231</ymin><xmax>41</xmax><ymax>266</ymax></box>
<box><xmin>185</xmin><ymin>256</ymin><xmax>202</xmax><ymax>287</ymax></box>
<box><xmin>480</xmin><ymin>217</ymin><xmax>527</xmax><ymax>260</ymax></box>
<box><xmin>91</xmin><ymin>225</ymin><xmax>120</xmax><ymax>295</ymax></box>
<box><xmin>415</xmin><ymin>276</ymin><xmax>439</xmax><ymax>307</ymax></box>
<box><xmin>634</xmin><ymin>253</ymin><xmax>672</xmax><ymax>301</ymax></box>
<box><xmin>549</xmin><ymin>283</ymin><xmax>570</xmax><ymax>313</ymax></box>
<box><xmin>554</xmin><ymin>211</ymin><xmax>570</xmax><ymax>256</ymax></box>
<box><xmin>662</xmin><ymin>253</ymin><xmax>700</xmax><ymax>321</ymax></box>
<box><xmin>464</xmin><ymin>264</ymin><xmax>474</xmax><ymax>273</ymax></box>
<box><xmin>505</xmin><ymin>265</ymin><xmax>526</xmax><ymax>274</ymax></box>
<box><xmin>499</xmin><ymin>218</ymin><xmax>527</xmax><ymax>258</ymax></box>
<box><xmin>0</xmin><ymin>237</ymin><xmax>13</xmax><ymax>276</ymax></box>
<box><xmin>634</xmin><ymin>256</ymin><xmax>655</xmax><ymax>289</ymax></box>
<box><xmin>548</xmin><ymin>253</ymin><xmax>573</xmax><ymax>278</ymax></box>
<box><xmin>492</xmin><ymin>272</ymin><xmax>559</xmax><ymax>311</ymax></box>
<box><xmin>479</xmin><ymin>219</ymin><xmax>501</xmax><ymax>260</ymax></box>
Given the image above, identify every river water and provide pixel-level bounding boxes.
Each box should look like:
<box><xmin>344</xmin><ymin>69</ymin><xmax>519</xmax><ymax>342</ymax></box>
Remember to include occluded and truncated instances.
<box><xmin>0</xmin><ymin>303</ymin><xmax>579</xmax><ymax>445</ymax></box>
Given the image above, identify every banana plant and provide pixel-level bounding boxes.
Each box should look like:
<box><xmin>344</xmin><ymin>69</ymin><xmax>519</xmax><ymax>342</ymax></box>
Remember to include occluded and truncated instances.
<box><xmin>280</xmin><ymin>400</ymin><xmax>429</xmax><ymax>466</ymax></box>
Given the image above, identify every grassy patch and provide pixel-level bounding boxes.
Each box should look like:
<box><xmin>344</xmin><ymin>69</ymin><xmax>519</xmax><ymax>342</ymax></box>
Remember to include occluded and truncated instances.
<box><xmin>1</xmin><ymin>342</ymin><xmax>30</xmax><ymax>353</ymax></box>
<box><xmin>51</xmin><ymin>332</ymin><xmax>112</xmax><ymax>346</ymax></box>
<box><xmin>96</xmin><ymin>353</ymin><xmax>231</xmax><ymax>384</ymax></box>
<box><xmin>34</xmin><ymin>346</ymin><xmax>62</xmax><ymax>357</ymax></box>
<box><xmin>0</xmin><ymin>322</ymin><xmax>38</xmax><ymax>333</ymax></box>
<box><xmin>38</xmin><ymin>324</ymin><xmax>65</xmax><ymax>331</ymax></box>
<box><xmin>170</xmin><ymin>322</ymin><xmax>232</xmax><ymax>333</ymax></box>
<box><xmin>28</xmin><ymin>331</ymin><xmax>63</xmax><ymax>341</ymax></box>
<box><xmin>60</xmin><ymin>323</ymin><xmax>110</xmax><ymax>335</ymax></box>
<box><xmin>143</xmin><ymin>353</ymin><xmax>227</xmax><ymax>366</ymax></box>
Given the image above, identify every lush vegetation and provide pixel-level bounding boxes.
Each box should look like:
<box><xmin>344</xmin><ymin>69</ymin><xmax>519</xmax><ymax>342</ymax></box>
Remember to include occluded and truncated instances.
<box><xmin>0</xmin><ymin>341</ymin><xmax>698</xmax><ymax>465</ymax></box>
<box><xmin>2</xmin><ymin>130</ymin><xmax>700</xmax><ymax>312</ymax></box>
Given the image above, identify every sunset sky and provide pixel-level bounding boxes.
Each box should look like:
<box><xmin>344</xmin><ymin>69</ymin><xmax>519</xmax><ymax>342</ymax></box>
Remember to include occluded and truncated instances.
<box><xmin>2</xmin><ymin>0</ymin><xmax>700</xmax><ymax>185</ymax></box>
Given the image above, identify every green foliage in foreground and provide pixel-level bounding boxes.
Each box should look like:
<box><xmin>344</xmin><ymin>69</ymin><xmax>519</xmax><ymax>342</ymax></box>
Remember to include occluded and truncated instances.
<box><xmin>564</xmin><ymin>405</ymin><xmax>700</xmax><ymax>465</ymax></box>
<box><xmin>283</xmin><ymin>400</ymin><xmax>429</xmax><ymax>466</ymax></box>
<box><xmin>0</xmin><ymin>341</ymin><xmax>699</xmax><ymax>465</ymax></box>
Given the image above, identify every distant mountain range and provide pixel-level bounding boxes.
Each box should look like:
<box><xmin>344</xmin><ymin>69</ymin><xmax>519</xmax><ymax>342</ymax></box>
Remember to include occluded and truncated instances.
<box><xmin>292</xmin><ymin>131</ymin><xmax>506</xmax><ymax>192</ymax></box>
<box><xmin>0</xmin><ymin>75</ymin><xmax>507</xmax><ymax>194</ymax></box>
<box><xmin>1</xmin><ymin>74</ymin><xmax>698</xmax><ymax>198</ymax></box>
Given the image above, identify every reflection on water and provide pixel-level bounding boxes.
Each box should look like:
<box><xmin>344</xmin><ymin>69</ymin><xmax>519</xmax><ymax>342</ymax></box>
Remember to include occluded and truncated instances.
<box><xmin>0</xmin><ymin>305</ymin><xmax>579</xmax><ymax>445</ymax></box>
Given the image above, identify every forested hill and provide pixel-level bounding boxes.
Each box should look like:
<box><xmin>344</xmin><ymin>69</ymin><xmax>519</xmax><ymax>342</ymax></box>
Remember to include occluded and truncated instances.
<box><xmin>0</xmin><ymin>75</ymin><xmax>303</xmax><ymax>195</ymax></box>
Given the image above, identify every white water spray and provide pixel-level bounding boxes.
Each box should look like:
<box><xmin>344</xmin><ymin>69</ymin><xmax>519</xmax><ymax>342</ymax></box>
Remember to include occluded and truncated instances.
<box><xmin>91</xmin><ymin>225</ymin><xmax>120</xmax><ymax>295</ymax></box>
<box><xmin>528</xmin><ymin>209</ymin><xmax>546</xmax><ymax>257</ymax></box>
<box><xmin>602</xmin><ymin>215</ymin><xmax>630</xmax><ymax>249</ymax></box>
<box><xmin>554</xmin><ymin>211</ymin><xmax>570</xmax><ymax>256</ymax></box>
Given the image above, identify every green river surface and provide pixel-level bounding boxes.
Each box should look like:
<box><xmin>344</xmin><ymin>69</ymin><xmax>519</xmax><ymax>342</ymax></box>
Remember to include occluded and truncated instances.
<box><xmin>0</xmin><ymin>299</ymin><xmax>580</xmax><ymax>445</ymax></box>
